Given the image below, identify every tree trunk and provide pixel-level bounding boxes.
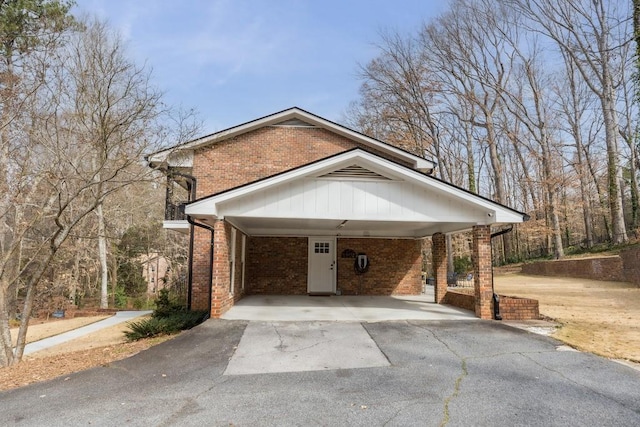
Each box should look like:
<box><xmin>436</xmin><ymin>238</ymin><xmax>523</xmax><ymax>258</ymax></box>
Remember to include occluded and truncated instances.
<box><xmin>574</xmin><ymin>133</ymin><xmax>594</xmax><ymax>248</ymax></box>
<box><xmin>13</xmin><ymin>247</ymin><xmax>58</xmax><ymax>363</ymax></box>
<box><xmin>0</xmin><ymin>286</ymin><xmax>14</xmax><ymax>366</ymax></box>
<box><xmin>601</xmin><ymin>86</ymin><xmax>628</xmax><ymax>244</ymax></box>
<box><xmin>97</xmin><ymin>202</ymin><xmax>109</xmax><ymax>309</ymax></box>
<box><xmin>446</xmin><ymin>234</ymin><xmax>454</xmax><ymax>273</ymax></box>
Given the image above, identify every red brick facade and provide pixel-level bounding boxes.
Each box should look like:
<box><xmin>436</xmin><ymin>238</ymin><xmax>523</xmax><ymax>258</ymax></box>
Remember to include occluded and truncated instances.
<box><xmin>190</xmin><ymin>226</ymin><xmax>212</xmax><ymax>312</ymax></box>
<box><xmin>184</xmin><ymin>123</ymin><xmax>502</xmax><ymax>318</ymax></box>
<box><xmin>336</xmin><ymin>238</ymin><xmax>422</xmax><ymax>295</ymax></box>
<box><xmin>246</xmin><ymin>237</ymin><xmax>309</xmax><ymax>295</ymax></box>
<box><xmin>192</xmin><ymin>126</ymin><xmax>412</xmax><ymax>198</ymax></box>
<box><xmin>243</xmin><ymin>237</ymin><xmax>422</xmax><ymax>297</ymax></box>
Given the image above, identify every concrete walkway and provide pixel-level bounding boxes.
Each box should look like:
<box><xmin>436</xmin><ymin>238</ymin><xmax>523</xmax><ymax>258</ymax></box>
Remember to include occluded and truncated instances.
<box><xmin>23</xmin><ymin>311</ymin><xmax>152</xmax><ymax>356</ymax></box>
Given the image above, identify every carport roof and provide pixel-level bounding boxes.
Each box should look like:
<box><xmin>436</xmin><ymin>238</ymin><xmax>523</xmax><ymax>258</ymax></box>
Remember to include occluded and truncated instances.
<box><xmin>186</xmin><ymin>148</ymin><xmax>528</xmax><ymax>238</ymax></box>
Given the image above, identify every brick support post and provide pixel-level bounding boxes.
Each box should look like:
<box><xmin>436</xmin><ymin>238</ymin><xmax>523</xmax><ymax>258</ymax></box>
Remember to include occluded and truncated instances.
<box><xmin>190</xmin><ymin>227</ymin><xmax>212</xmax><ymax>311</ymax></box>
<box><xmin>211</xmin><ymin>220</ymin><xmax>231</xmax><ymax>318</ymax></box>
<box><xmin>432</xmin><ymin>233</ymin><xmax>447</xmax><ymax>304</ymax></box>
<box><xmin>473</xmin><ymin>225</ymin><xmax>493</xmax><ymax>319</ymax></box>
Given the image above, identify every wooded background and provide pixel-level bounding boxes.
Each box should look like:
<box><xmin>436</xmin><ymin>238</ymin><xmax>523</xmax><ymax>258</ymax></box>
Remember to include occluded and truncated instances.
<box><xmin>347</xmin><ymin>0</ymin><xmax>640</xmax><ymax>263</ymax></box>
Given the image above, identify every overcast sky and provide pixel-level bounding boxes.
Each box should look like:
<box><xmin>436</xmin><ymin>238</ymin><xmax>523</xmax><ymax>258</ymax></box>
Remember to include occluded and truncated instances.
<box><xmin>74</xmin><ymin>0</ymin><xmax>448</xmax><ymax>134</ymax></box>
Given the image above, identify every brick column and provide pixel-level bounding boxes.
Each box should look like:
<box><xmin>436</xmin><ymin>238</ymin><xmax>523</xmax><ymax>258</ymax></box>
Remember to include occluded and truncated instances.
<box><xmin>190</xmin><ymin>226</ymin><xmax>212</xmax><ymax>311</ymax></box>
<box><xmin>211</xmin><ymin>220</ymin><xmax>231</xmax><ymax>318</ymax></box>
<box><xmin>432</xmin><ymin>233</ymin><xmax>447</xmax><ymax>304</ymax></box>
<box><xmin>473</xmin><ymin>225</ymin><xmax>493</xmax><ymax>319</ymax></box>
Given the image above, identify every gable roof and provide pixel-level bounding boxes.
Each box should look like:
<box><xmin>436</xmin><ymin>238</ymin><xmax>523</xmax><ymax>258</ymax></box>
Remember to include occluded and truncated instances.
<box><xmin>146</xmin><ymin>107</ymin><xmax>437</xmax><ymax>173</ymax></box>
<box><xmin>186</xmin><ymin>148</ymin><xmax>527</xmax><ymax>238</ymax></box>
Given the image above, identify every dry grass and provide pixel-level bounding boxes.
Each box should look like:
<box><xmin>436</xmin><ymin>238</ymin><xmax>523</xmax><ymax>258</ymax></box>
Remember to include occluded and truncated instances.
<box><xmin>494</xmin><ymin>274</ymin><xmax>640</xmax><ymax>362</ymax></box>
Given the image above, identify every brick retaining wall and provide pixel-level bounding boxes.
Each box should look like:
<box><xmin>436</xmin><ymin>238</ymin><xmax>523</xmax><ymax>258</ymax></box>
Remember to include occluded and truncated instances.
<box><xmin>444</xmin><ymin>290</ymin><xmax>539</xmax><ymax>320</ymax></box>
<box><xmin>521</xmin><ymin>256</ymin><xmax>624</xmax><ymax>281</ymax></box>
<box><xmin>620</xmin><ymin>247</ymin><xmax>640</xmax><ymax>286</ymax></box>
<box><xmin>520</xmin><ymin>246</ymin><xmax>640</xmax><ymax>287</ymax></box>
<box><xmin>443</xmin><ymin>290</ymin><xmax>475</xmax><ymax>312</ymax></box>
<box><xmin>498</xmin><ymin>296</ymin><xmax>539</xmax><ymax>320</ymax></box>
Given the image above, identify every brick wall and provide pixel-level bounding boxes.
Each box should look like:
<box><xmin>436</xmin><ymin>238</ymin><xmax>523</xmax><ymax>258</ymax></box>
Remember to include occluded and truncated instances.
<box><xmin>190</xmin><ymin>226</ymin><xmax>212</xmax><ymax>311</ymax></box>
<box><xmin>443</xmin><ymin>291</ymin><xmax>475</xmax><ymax>312</ymax></box>
<box><xmin>246</xmin><ymin>237</ymin><xmax>309</xmax><ymax>295</ymax></box>
<box><xmin>443</xmin><ymin>291</ymin><xmax>539</xmax><ymax>320</ymax></box>
<box><xmin>336</xmin><ymin>238</ymin><xmax>422</xmax><ymax>295</ymax></box>
<box><xmin>521</xmin><ymin>256</ymin><xmax>625</xmax><ymax>282</ymax></box>
<box><xmin>498</xmin><ymin>296</ymin><xmax>539</xmax><ymax>320</ymax></box>
<box><xmin>621</xmin><ymin>247</ymin><xmax>640</xmax><ymax>286</ymax></box>
<box><xmin>245</xmin><ymin>237</ymin><xmax>422</xmax><ymax>296</ymax></box>
<box><xmin>192</xmin><ymin>126</ymin><xmax>413</xmax><ymax>198</ymax></box>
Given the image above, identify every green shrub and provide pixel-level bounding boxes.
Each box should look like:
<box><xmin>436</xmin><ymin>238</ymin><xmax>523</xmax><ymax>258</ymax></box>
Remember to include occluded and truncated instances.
<box><xmin>124</xmin><ymin>288</ymin><xmax>206</xmax><ymax>341</ymax></box>
<box><xmin>124</xmin><ymin>311</ymin><xmax>207</xmax><ymax>341</ymax></box>
<box><xmin>114</xmin><ymin>287</ymin><xmax>128</xmax><ymax>308</ymax></box>
<box><xmin>153</xmin><ymin>289</ymin><xmax>185</xmax><ymax>318</ymax></box>
<box><xmin>453</xmin><ymin>255</ymin><xmax>472</xmax><ymax>274</ymax></box>
<box><xmin>132</xmin><ymin>297</ymin><xmax>145</xmax><ymax>310</ymax></box>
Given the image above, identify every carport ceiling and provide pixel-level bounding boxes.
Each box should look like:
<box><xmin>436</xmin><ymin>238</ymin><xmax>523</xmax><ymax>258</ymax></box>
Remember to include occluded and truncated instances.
<box><xmin>220</xmin><ymin>217</ymin><xmax>479</xmax><ymax>238</ymax></box>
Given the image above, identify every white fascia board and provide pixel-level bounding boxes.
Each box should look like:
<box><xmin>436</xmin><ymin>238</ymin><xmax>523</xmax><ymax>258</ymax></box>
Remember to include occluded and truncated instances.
<box><xmin>162</xmin><ymin>220</ymin><xmax>190</xmax><ymax>233</ymax></box>
<box><xmin>147</xmin><ymin>148</ymin><xmax>194</xmax><ymax>168</ymax></box>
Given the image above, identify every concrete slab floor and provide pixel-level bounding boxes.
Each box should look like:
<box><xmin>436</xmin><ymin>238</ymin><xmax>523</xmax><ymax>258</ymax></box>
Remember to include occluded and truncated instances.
<box><xmin>224</xmin><ymin>321</ymin><xmax>390</xmax><ymax>375</ymax></box>
<box><xmin>221</xmin><ymin>295</ymin><xmax>477</xmax><ymax>322</ymax></box>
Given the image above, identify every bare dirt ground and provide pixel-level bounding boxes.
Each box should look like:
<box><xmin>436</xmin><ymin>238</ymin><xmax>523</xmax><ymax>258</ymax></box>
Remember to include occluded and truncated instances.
<box><xmin>494</xmin><ymin>273</ymin><xmax>640</xmax><ymax>363</ymax></box>
<box><xmin>1</xmin><ymin>315</ymin><xmax>173</xmax><ymax>391</ymax></box>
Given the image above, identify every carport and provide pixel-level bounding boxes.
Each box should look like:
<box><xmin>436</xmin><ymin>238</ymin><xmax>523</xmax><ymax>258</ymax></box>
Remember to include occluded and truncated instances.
<box><xmin>186</xmin><ymin>149</ymin><xmax>527</xmax><ymax>319</ymax></box>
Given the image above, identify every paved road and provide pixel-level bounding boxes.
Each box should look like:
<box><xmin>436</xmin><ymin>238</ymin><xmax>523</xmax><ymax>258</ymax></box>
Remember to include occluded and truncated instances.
<box><xmin>2</xmin><ymin>319</ymin><xmax>640</xmax><ymax>426</ymax></box>
<box><xmin>23</xmin><ymin>311</ymin><xmax>152</xmax><ymax>355</ymax></box>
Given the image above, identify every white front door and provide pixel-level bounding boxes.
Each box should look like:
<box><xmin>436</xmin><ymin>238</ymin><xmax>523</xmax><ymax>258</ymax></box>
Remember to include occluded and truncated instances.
<box><xmin>307</xmin><ymin>237</ymin><xmax>336</xmax><ymax>294</ymax></box>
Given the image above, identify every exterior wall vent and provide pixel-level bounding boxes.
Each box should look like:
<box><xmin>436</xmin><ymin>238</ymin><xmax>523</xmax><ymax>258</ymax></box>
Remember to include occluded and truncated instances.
<box><xmin>319</xmin><ymin>164</ymin><xmax>391</xmax><ymax>180</ymax></box>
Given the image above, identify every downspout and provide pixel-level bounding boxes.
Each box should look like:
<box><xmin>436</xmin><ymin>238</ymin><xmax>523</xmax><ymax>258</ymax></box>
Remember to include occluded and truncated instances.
<box><xmin>490</xmin><ymin>225</ymin><xmax>513</xmax><ymax>321</ymax></box>
<box><xmin>187</xmin><ymin>216</ymin><xmax>215</xmax><ymax>319</ymax></box>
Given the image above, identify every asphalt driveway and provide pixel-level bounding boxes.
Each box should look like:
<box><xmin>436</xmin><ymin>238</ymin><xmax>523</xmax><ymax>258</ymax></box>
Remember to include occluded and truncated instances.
<box><xmin>2</xmin><ymin>319</ymin><xmax>639</xmax><ymax>426</ymax></box>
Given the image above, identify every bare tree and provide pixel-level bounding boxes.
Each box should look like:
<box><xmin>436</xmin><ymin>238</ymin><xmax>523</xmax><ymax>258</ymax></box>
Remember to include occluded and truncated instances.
<box><xmin>0</xmin><ymin>16</ymin><xmax>167</xmax><ymax>366</ymax></box>
<box><xmin>0</xmin><ymin>0</ymin><xmax>77</xmax><ymax>367</ymax></box>
<box><xmin>65</xmin><ymin>19</ymin><xmax>163</xmax><ymax>308</ymax></box>
<box><xmin>514</xmin><ymin>0</ymin><xmax>631</xmax><ymax>244</ymax></box>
